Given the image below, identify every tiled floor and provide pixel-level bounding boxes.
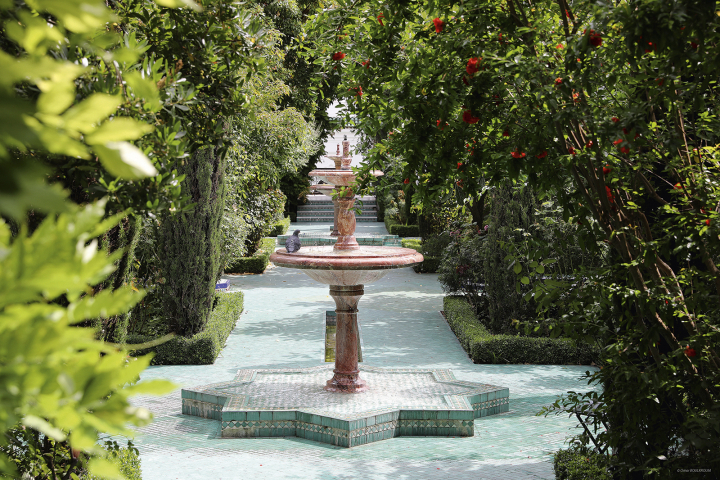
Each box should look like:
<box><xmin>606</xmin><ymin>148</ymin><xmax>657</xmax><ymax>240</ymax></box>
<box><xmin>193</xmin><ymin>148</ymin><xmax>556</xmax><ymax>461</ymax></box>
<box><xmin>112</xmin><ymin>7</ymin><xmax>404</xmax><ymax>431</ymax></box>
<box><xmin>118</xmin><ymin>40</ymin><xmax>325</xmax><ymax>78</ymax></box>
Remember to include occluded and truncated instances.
<box><xmin>129</xmin><ymin>222</ymin><xmax>596</xmax><ymax>479</ymax></box>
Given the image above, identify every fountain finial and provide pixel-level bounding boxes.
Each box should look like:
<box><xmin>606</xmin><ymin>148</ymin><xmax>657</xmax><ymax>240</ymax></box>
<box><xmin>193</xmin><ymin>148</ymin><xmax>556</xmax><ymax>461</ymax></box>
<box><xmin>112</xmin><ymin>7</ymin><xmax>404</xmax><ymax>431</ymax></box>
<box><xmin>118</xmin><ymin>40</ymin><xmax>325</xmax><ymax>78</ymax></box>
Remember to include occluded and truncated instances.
<box><xmin>341</xmin><ymin>136</ymin><xmax>351</xmax><ymax>170</ymax></box>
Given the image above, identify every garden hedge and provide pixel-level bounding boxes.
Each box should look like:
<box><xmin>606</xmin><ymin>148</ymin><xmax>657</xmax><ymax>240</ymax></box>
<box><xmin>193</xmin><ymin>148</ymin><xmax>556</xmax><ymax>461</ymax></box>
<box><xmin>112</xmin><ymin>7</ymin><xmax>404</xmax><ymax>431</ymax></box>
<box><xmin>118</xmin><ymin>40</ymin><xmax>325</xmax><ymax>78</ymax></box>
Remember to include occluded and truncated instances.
<box><xmin>268</xmin><ymin>216</ymin><xmax>291</xmax><ymax>237</ymax></box>
<box><xmin>553</xmin><ymin>447</ymin><xmax>611</xmax><ymax>480</ymax></box>
<box><xmin>127</xmin><ymin>291</ymin><xmax>244</xmax><ymax>365</ymax></box>
<box><xmin>443</xmin><ymin>296</ymin><xmax>598</xmax><ymax>365</ymax></box>
<box><xmin>224</xmin><ymin>237</ymin><xmax>276</xmax><ymax>274</ymax></box>
<box><xmin>384</xmin><ymin>217</ymin><xmax>420</xmax><ymax>237</ymax></box>
<box><xmin>401</xmin><ymin>239</ymin><xmax>440</xmax><ymax>273</ymax></box>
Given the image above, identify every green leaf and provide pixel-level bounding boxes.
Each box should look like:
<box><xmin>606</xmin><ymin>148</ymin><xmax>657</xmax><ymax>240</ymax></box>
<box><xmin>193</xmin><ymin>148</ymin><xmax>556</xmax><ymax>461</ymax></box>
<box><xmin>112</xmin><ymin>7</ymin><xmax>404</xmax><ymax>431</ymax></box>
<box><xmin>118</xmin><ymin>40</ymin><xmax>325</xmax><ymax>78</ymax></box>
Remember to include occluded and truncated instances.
<box><xmin>87</xmin><ymin>457</ymin><xmax>123</xmax><ymax>480</ymax></box>
<box><xmin>513</xmin><ymin>262</ymin><xmax>522</xmax><ymax>274</ymax></box>
<box><xmin>85</xmin><ymin>118</ymin><xmax>154</xmax><ymax>145</ymax></box>
<box><xmin>95</xmin><ymin>142</ymin><xmax>158</xmax><ymax>179</ymax></box>
<box><xmin>63</xmin><ymin>94</ymin><xmax>122</xmax><ymax>133</ymax></box>
<box><xmin>154</xmin><ymin>0</ymin><xmax>202</xmax><ymax>11</ymax></box>
<box><xmin>520</xmin><ymin>276</ymin><xmax>530</xmax><ymax>285</ymax></box>
<box><xmin>536</xmin><ymin>265</ymin><xmax>545</xmax><ymax>274</ymax></box>
<box><xmin>22</xmin><ymin>415</ymin><xmax>67</xmax><ymax>441</ymax></box>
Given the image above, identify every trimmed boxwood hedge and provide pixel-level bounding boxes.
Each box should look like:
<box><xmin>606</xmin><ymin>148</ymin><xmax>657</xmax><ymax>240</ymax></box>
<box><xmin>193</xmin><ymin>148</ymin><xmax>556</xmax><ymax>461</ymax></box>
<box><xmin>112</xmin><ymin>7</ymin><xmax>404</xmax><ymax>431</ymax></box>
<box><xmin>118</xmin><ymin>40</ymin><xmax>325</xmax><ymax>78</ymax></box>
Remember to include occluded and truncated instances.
<box><xmin>384</xmin><ymin>217</ymin><xmax>420</xmax><ymax>237</ymax></box>
<box><xmin>225</xmin><ymin>237</ymin><xmax>276</xmax><ymax>274</ymax></box>
<box><xmin>268</xmin><ymin>216</ymin><xmax>291</xmax><ymax>237</ymax></box>
<box><xmin>127</xmin><ymin>291</ymin><xmax>243</xmax><ymax>365</ymax></box>
<box><xmin>443</xmin><ymin>295</ymin><xmax>598</xmax><ymax>364</ymax></box>
<box><xmin>553</xmin><ymin>447</ymin><xmax>611</xmax><ymax>480</ymax></box>
<box><xmin>401</xmin><ymin>239</ymin><xmax>440</xmax><ymax>273</ymax></box>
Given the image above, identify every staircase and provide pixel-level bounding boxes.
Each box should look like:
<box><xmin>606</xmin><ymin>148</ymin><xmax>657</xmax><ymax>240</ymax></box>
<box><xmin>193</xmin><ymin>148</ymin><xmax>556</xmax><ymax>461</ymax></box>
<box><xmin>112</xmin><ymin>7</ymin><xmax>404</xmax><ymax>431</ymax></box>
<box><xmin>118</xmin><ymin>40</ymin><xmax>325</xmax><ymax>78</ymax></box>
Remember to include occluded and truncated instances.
<box><xmin>296</xmin><ymin>195</ymin><xmax>378</xmax><ymax>223</ymax></box>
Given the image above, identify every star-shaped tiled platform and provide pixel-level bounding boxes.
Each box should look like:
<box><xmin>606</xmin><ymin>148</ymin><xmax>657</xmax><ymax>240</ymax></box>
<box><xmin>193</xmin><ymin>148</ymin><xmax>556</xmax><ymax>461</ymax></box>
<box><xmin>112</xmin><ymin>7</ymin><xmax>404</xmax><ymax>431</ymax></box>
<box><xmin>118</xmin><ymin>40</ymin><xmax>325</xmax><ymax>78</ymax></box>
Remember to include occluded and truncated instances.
<box><xmin>181</xmin><ymin>365</ymin><xmax>509</xmax><ymax>447</ymax></box>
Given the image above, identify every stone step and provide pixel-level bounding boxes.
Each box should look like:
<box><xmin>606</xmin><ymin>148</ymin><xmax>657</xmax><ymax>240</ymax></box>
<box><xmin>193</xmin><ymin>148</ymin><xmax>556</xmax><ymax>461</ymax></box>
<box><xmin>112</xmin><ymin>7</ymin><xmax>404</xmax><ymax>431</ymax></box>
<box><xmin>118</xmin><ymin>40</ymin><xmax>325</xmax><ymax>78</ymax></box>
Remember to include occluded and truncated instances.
<box><xmin>297</xmin><ymin>208</ymin><xmax>377</xmax><ymax>215</ymax></box>
<box><xmin>296</xmin><ymin>216</ymin><xmax>379</xmax><ymax>223</ymax></box>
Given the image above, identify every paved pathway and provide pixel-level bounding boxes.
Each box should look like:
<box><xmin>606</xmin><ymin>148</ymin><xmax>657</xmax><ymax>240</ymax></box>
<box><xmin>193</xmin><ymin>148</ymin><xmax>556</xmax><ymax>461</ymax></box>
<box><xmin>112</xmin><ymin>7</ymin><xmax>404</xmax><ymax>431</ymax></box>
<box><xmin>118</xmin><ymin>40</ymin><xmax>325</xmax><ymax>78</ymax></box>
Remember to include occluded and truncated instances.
<box><xmin>131</xmin><ymin>223</ymin><xmax>595</xmax><ymax>480</ymax></box>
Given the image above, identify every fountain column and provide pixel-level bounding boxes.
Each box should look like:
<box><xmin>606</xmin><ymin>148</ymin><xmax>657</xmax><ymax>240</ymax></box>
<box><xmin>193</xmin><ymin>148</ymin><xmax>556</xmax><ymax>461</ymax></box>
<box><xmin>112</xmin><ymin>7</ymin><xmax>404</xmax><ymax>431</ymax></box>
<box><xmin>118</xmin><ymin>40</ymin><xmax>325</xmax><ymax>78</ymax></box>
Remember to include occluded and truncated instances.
<box><xmin>326</xmin><ymin>285</ymin><xmax>367</xmax><ymax>392</ymax></box>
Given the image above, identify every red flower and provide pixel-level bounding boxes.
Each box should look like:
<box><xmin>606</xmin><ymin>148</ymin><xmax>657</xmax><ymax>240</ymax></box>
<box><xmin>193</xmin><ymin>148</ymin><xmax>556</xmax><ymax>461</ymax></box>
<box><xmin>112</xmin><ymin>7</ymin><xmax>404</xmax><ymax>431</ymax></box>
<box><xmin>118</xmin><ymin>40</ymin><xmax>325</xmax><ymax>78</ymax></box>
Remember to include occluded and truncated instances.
<box><xmin>656</xmin><ymin>78</ymin><xmax>664</xmax><ymax>86</ymax></box>
<box><xmin>674</xmin><ymin>183</ymin><xmax>683</xmax><ymax>190</ymax></box>
<box><xmin>462</xmin><ymin>76</ymin><xmax>469</xmax><ymax>85</ymax></box>
<box><xmin>568</xmin><ymin>146</ymin><xmax>576</xmax><ymax>155</ymax></box>
<box><xmin>620</xmin><ymin>146</ymin><xmax>630</xmax><ymax>154</ymax></box>
<box><xmin>332</xmin><ymin>52</ymin><xmax>346</xmax><ymax>61</ymax></box>
<box><xmin>622</xmin><ymin>127</ymin><xmax>629</xmax><ymax>135</ymax></box>
<box><xmin>511</xmin><ymin>150</ymin><xmax>526</xmax><ymax>159</ymax></box>
<box><xmin>556</xmin><ymin>44</ymin><xmax>564</xmax><ymax>49</ymax></box>
<box><xmin>685</xmin><ymin>346</ymin><xmax>696</xmax><ymax>357</ymax></box>
<box><xmin>356</xmin><ymin>86</ymin><xmax>363</xmax><ymax>96</ymax></box>
<box><xmin>606</xmin><ymin>186</ymin><xmax>614</xmax><ymax>203</ymax></box>
<box><xmin>586</xmin><ymin>140</ymin><xmax>594</xmax><ymax>148</ymax></box>
<box><xmin>691</xmin><ymin>41</ymin><xmax>698</xmax><ymax>49</ymax></box>
<box><xmin>573</xmin><ymin>93</ymin><xmax>580</xmax><ymax>103</ymax></box>
<box><xmin>555</xmin><ymin>77</ymin><xmax>563</xmax><ymax>86</ymax></box>
<box><xmin>436</xmin><ymin>119</ymin><xmax>445</xmax><ymax>130</ymax></box>
<box><xmin>466</xmin><ymin>57</ymin><xmax>480</xmax><ymax>75</ymax></box>
<box><xmin>502</xmin><ymin>129</ymin><xmax>509</xmax><ymax>137</ymax></box>
<box><xmin>498</xmin><ymin>33</ymin><xmax>504</xmax><ymax>43</ymax></box>
<box><xmin>565</xmin><ymin>9</ymin><xmax>571</xmax><ymax>18</ymax></box>
<box><xmin>613</xmin><ymin>139</ymin><xmax>623</xmax><ymax>145</ymax></box>
<box><xmin>361</xmin><ymin>60</ymin><xmax>370</xmax><ymax>68</ymax></box>
<box><xmin>403</xmin><ymin>178</ymin><xmax>410</xmax><ymax>184</ymax></box>
<box><xmin>706</xmin><ymin>219</ymin><xmax>711</xmax><ymax>226</ymax></box>
<box><xmin>456</xmin><ymin>179</ymin><xmax>463</xmax><ymax>188</ymax></box>
<box><xmin>457</xmin><ymin>162</ymin><xmax>463</xmax><ymax>169</ymax></box>
<box><xmin>462</xmin><ymin>110</ymin><xmax>479</xmax><ymax>124</ymax></box>
<box><xmin>612</xmin><ymin>117</ymin><xmax>619</xmax><ymax>123</ymax></box>
<box><xmin>536</xmin><ymin>151</ymin><xmax>548</xmax><ymax>159</ymax></box>
<box><xmin>589</xmin><ymin>32</ymin><xmax>602</xmax><ymax>47</ymax></box>
<box><xmin>433</xmin><ymin>18</ymin><xmax>444</xmax><ymax>33</ymax></box>
<box><xmin>377</xmin><ymin>13</ymin><xmax>384</xmax><ymax>26</ymax></box>
<box><xmin>603</xmin><ymin>165</ymin><xmax>612</xmax><ymax>175</ymax></box>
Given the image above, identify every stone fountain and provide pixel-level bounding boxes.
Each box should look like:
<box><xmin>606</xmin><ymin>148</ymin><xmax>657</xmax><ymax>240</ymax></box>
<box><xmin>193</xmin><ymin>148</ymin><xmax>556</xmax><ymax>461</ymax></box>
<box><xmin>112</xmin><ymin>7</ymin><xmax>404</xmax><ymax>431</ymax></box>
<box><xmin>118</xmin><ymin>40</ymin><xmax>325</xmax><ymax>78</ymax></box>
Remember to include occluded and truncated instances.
<box><xmin>181</xmin><ymin>138</ymin><xmax>509</xmax><ymax>447</ymax></box>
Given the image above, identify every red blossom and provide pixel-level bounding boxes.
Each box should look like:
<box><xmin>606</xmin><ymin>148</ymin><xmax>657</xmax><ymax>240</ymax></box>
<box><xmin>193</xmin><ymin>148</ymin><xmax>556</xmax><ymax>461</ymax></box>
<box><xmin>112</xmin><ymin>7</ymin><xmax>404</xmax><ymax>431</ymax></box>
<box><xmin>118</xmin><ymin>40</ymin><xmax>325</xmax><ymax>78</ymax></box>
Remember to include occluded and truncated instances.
<box><xmin>613</xmin><ymin>138</ymin><xmax>623</xmax><ymax>145</ymax></box>
<box><xmin>706</xmin><ymin>219</ymin><xmax>711</xmax><ymax>226</ymax></box>
<box><xmin>603</xmin><ymin>165</ymin><xmax>612</xmax><ymax>175</ymax></box>
<box><xmin>685</xmin><ymin>346</ymin><xmax>696</xmax><ymax>357</ymax></box>
<box><xmin>462</xmin><ymin>110</ymin><xmax>479</xmax><ymax>124</ymax></box>
<box><xmin>565</xmin><ymin>9</ymin><xmax>571</xmax><ymax>18</ymax></box>
<box><xmin>457</xmin><ymin>162</ymin><xmax>463</xmax><ymax>169</ymax></box>
<box><xmin>456</xmin><ymin>179</ymin><xmax>463</xmax><ymax>188</ymax></box>
<box><xmin>691</xmin><ymin>41</ymin><xmax>698</xmax><ymax>49</ymax></box>
<box><xmin>377</xmin><ymin>13</ymin><xmax>384</xmax><ymax>26</ymax></box>
<box><xmin>612</xmin><ymin>117</ymin><xmax>620</xmax><ymax>123</ymax></box>
<box><xmin>356</xmin><ymin>86</ymin><xmax>363</xmax><ymax>96</ymax></box>
<box><xmin>606</xmin><ymin>186</ymin><xmax>614</xmax><ymax>203</ymax></box>
<box><xmin>573</xmin><ymin>93</ymin><xmax>580</xmax><ymax>103</ymax></box>
<box><xmin>622</xmin><ymin>127</ymin><xmax>629</xmax><ymax>135</ymax></box>
<box><xmin>462</xmin><ymin>76</ymin><xmax>469</xmax><ymax>85</ymax></box>
<box><xmin>332</xmin><ymin>52</ymin><xmax>346</xmax><ymax>61</ymax></box>
<box><xmin>433</xmin><ymin>18</ymin><xmax>444</xmax><ymax>33</ymax></box>
<box><xmin>589</xmin><ymin>32</ymin><xmax>602</xmax><ymax>47</ymax></box>
<box><xmin>436</xmin><ymin>119</ymin><xmax>446</xmax><ymax>130</ymax></box>
<box><xmin>568</xmin><ymin>146</ymin><xmax>576</xmax><ymax>155</ymax></box>
<box><xmin>502</xmin><ymin>129</ymin><xmax>509</xmax><ymax>137</ymax></box>
<box><xmin>536</xmin><ymin>151</ymin><xmax>548</xmax><ymax>159</ymax></box>
<box><xmin>620</xmin><ymin>146</ymin><xmax>630</xmax><ymax>154</ymax></box>
<box><xmin>674</xmin><ymin>183</ymin><xmax>683</xmax><ymax>190</ymax></box>
<box><xmin>656</xmin><ymin>78</ymin><xmax>664</xmax><ymax>86</ymax></box>
<box><xmin>361</xmin><ymin>60</ymin><xmax>370</xmax><ymax>68</ymax></box>
<box><xmin>403</xmin><ymin>178</ymin><xmax>410</xmax><ymax>184</ymax></box>
<box><xmin>586</xmin><ymin>140</ymin><xmax>594</xmax><ymax>149</ymax></box>
<box><xmin>466</xmin><ymin>57</ymin><xmax>480</xmax><ymax>75</ymax></box>
<box><xmin>555</xmin><ymin>77</ymin><xmax>563</xmax><ymax>86</ymax></box>
<box><xmin>511</xmin><ymin>150</ymin><xmax>526</xmax><ymax>158</ymax></box>
<box><xmin>556</xmin><ymin>44</ymin><xmax>564</xmax><ymax>49</ymax></box>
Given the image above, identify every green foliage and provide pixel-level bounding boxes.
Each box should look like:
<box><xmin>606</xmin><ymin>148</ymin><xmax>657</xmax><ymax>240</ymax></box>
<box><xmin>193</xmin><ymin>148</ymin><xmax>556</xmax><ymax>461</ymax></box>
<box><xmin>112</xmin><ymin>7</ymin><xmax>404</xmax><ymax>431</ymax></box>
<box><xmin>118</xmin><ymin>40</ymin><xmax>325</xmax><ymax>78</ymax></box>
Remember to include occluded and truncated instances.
<box><xmin>484</xmin><ymin>183</ymin><xmax>538</xmax><ymax>334</ymax></box>
<box><xmin>437</xmin><ymin>224</ymin><xmax>488</xmax><ymax>313</ymax></box>
<box><xmin>128</xmin><ymin>291</ymin><xmax>244</xmax><ymax>365</ymax></box>
<box><xmin>553</xmin><ymin>446</ymin><xmax>611</xmax><ymax>480</ymax></box>
<box><xmin>268</xmin><ymin>216</ymin><xmax>291</xmax><ymax>237</ymax></box>
<box><xmin>224</xmin><ymin>238</ymin><xmax>276</xmax><ymax>274</ymax></box>
<box><xmin>158</xmin><ymin>147</ymin><xmax>226</xmax><ymax>338</ymax></box>
<box><xmin>443</xmin><ymin>296</ymin><xmax>597</xmax><ymax>365</ymax></box>
<box><xmin>0</xmin><ymin>201</ymin><xmax>174</xmax><ymax>479</ymax></box>
<box><xmin>402</xmin><ymin>234</ymin><xmax>449</xmax><ymax>273</ymax></box>
<box><xmin>384</xmin><ymin>217</ymin><xmax>419</xmax><ymax>237</ymax></box>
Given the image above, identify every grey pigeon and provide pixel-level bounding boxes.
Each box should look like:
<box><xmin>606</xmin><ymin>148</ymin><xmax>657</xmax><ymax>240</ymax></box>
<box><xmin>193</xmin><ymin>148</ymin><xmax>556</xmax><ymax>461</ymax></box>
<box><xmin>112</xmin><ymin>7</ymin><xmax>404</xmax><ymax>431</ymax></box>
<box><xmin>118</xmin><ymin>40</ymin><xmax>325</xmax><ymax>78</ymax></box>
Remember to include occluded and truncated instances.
<box><xmin>285</xmin><ymin>230</ymin><xmax>302</xmax><ymax>253</ymax></box>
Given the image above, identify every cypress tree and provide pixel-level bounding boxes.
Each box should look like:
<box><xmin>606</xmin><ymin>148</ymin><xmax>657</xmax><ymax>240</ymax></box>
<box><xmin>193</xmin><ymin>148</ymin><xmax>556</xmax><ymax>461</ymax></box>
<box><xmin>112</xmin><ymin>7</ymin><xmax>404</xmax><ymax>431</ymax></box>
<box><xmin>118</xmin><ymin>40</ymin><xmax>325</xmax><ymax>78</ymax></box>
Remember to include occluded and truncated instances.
<box><xmin>158</xmin><ymin>146</ymin><xmax>227</xmax><ymax>337</ymax></box>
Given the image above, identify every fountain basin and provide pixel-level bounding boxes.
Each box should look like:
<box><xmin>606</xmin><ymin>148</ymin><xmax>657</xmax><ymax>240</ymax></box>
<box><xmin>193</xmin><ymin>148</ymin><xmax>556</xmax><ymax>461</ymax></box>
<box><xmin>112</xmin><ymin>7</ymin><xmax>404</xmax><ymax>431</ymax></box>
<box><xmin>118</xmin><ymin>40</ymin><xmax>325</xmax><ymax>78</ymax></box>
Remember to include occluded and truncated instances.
<box><xmin>309</xmin><ymin>169</ymin><xmax>383</xmax><ymax>187</ymax></box>
<box><xmin>270</xmin><ymin>246</ymin><xmax>423</xmax><ymax>285</ymax></box>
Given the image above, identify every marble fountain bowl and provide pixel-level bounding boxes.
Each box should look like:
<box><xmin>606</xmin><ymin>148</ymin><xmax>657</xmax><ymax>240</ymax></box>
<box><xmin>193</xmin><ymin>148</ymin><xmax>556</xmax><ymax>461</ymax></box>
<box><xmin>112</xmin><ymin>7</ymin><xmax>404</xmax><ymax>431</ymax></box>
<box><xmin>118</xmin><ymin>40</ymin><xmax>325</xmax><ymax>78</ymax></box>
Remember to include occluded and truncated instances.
<box><xmin>310</xmin><ymin>169</ymin><xmax>383</xmax><ymax>188</ymax></box>
<box><xmin>269</xmin><ymin>245</ymin><xmax>423</xmax><ymax>285</ymax></box>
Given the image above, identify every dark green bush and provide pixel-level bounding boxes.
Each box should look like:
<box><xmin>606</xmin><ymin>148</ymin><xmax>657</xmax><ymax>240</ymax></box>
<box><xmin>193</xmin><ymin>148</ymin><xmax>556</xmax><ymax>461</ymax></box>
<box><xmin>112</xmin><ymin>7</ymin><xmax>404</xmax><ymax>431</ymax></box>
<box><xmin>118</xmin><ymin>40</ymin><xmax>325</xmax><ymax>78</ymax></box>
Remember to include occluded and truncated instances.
<box><xmin>268</xmin><ymin>216</ymin><xmax>291</xmax><ymax>237</ymax></box>
<box><xmin>553</xmin><ymin>446</ymin><xmax>610</xmax><ymax>480</ymax></box>
<box><xmin>224</xmin><ymin>237</ymin><xmax>276</xmax><ymax>274</ymax></box>
<box><xmin>385</xmin><ymin>217</ymin><xmax>419</xmax><ymax>237</ymax></box>
<box><xmin>87</xmin><ymin>441</ymin><xmax>142</xmax><ymax>480</ymax></box>
<box><xmin>402</xmin><ymin>238</ymin><xmax>443</xmax><ymax>273</ymax></box>
<box><xmin>443</xmin><ymin>296</ymin><xmax>597</xmax><ymax>364</ymax></box>
<box><xmin>127</xmin><ymin>291</ymin><xmax>244</xmax><ymax>365</ymax></box>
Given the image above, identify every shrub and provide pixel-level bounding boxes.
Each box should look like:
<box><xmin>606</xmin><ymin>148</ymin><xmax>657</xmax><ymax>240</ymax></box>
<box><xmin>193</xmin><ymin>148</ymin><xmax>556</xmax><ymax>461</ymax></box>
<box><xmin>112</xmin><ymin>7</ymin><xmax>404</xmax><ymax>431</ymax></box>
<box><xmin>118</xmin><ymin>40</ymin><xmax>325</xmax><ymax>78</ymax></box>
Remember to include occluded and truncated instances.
<box><xmin>86</xmin><ymin>441</ymin><xmax>142</xmax><ymax>480</ymax></box>
<box><xmin>224</xmin><ymin>238</ymin><xmax>276</xmax><ymax>274</ymax></box>
<box><xmin>402</xmin><ymin>234</ymin><xmax>449</xmax><ymax>273</ymax></box>
<box><xmin>268</xmin><ymin>216</ymin><xmax>291</xmax><ymax>237</ymax></box>
<box><xmin>438</xmin><ymin>225</ymin><xmax>488</xmax><ymax>313</ymax></box>
<box><xmin>553</xmin><ymin>446</ymin><xmax>610</xmax><ymax>480</ymax></box>
<box><xmin>385</xmin><ymin>217</ymin><xmax>419</xmax><ymax>237</ymax></box>
<box><xmin>443</xmin><ymin>296</ymin><xmax>597</xmax><ymax>364</ymax></box>
<box><xmin>127</xmin><ymin>291</ymin><xmax>244</xmax><ymax>365</ymax></box>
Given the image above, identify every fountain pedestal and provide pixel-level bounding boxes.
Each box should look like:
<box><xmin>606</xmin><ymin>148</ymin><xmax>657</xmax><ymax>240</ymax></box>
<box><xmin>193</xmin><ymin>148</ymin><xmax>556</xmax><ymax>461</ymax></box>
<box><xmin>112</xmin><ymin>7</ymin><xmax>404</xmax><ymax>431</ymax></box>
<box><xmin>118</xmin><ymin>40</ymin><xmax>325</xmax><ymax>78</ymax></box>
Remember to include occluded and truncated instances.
<box><xmin>326</xmin><ymin>285</ymin><xmax>366</xmax><ymax>392</ymax></box>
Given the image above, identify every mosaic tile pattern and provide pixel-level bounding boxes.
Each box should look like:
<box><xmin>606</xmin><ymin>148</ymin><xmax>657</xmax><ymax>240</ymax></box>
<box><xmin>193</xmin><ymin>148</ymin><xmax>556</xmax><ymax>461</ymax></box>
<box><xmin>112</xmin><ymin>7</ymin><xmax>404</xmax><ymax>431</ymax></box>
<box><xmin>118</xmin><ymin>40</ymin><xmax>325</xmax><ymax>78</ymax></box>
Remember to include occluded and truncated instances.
<box><xmin>181</xmin><ymin>365</ymin><xmax>509</xmax><ymax>447</ymax></box>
